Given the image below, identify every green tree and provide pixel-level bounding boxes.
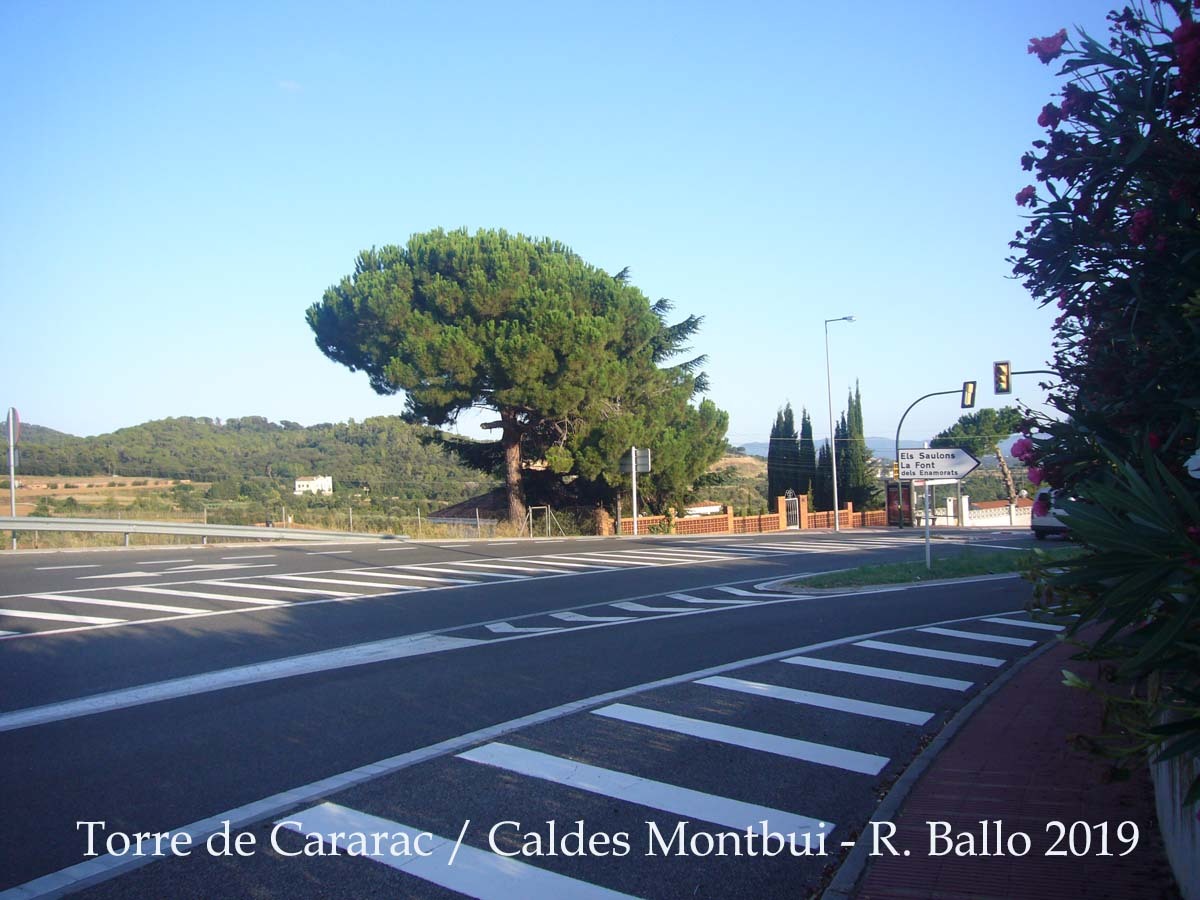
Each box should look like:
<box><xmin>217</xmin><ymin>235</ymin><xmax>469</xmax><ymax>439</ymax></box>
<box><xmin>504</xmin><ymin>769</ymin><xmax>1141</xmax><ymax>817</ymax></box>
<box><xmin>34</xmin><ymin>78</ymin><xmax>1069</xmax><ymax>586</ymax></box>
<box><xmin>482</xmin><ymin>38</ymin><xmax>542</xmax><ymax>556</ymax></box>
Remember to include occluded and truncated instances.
<box><xmin>308</xmin><ymin>229</ymin><xmax>721</xmax><ymax>523</ymax></box>
<box><xmin>931</xmin><ymin>407</ymin><xmax>1025</xmax><ymax>501</ymax></box>
<box><xmin>766</xmin><ymin>404</ymin><xmax>801</xmax><ymax>503</ymax></box>
<box><xmin>798</xmin><ymin>408</ymin><xmax>816</xmax><ymax>500</ymax></box>
<box><xmin>814</xmin><ymin>442</ymin><xmax>833</xmax><ymax>512</ymax></box>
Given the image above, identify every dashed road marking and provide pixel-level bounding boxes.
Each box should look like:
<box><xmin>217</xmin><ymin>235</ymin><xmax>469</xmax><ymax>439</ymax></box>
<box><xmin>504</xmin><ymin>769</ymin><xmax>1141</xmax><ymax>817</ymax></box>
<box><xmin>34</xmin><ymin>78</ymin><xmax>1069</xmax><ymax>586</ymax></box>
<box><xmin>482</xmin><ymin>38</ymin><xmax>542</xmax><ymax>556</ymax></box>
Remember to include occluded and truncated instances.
<box><xmin>919</xmin><ymin>626</ymin><xmax>1036</xmax><ymax>647</ymax></box>
<box><xmin>696</xmin><ymin>676</ymin><xmax>933</xmax><ymax>725</ymax></box>
<box><xmin>127</xmin><ymin>586</ymin><xmax>288</xmax><ymax>607</ymax></box>
<box><xmin>26</xmin><ymin>593</ymin><xmax>203</xmax><ymax>615</ymax></box>
<box><xmin>781</xmin><ymin>656</ymin><xmax>973</xmax><ymax>691</ymax></box>
<box><xmin>982</xmin><ymin>616</ymin><xmax>1065</xmax><ymax>632</ymax></box>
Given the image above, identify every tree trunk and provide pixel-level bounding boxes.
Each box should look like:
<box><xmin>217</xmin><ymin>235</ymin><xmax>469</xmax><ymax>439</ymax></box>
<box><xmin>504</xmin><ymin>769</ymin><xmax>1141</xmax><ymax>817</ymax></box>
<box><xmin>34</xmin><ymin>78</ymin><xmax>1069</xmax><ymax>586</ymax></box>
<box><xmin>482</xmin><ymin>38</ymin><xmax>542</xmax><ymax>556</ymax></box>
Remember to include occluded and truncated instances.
<box><xmin>501</xmin><ymin>411</ymin><xmax>526</xmax><ymax>526</ymax></box>
<box><xmin>995</xmin><ymin>443</ymin><xmax>1017</xmax><ymax>503</ymax></box>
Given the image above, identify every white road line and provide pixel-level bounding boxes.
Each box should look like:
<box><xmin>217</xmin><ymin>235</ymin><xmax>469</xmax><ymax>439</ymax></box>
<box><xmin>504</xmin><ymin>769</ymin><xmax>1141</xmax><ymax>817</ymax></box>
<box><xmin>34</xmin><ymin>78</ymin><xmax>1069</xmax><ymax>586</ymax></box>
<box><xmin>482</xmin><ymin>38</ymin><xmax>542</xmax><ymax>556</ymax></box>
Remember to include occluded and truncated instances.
<box><xmin>453</xmin><ymin>560</ymin><xmax>571</xmax><ymax>574</ymax></box>
<box><xmin>919</xmin><ymin>626</ymin><xmax>1036</xmax><ymax>647</ymax></box>
<box><xmin>0</xmin><ymin>633</ymin><xmax>484</xmax><ymax>734</ymax></box>
<box><xmin>982</xmin><ymin>616</ymin><xmax>1065</xmax><ymax>632</ymax></box>
<box><xmin>348</xmin><ymin>569</ymin><xmax>474</xmax><ymax>585</ymax></box>
<box><xmin>26</xmin><ymin>593</ymin><xmax>203</xmax><ymax>615</ymax></box>
<box><xmin>610</xmin><ymin>601</ymin><xmax>699</xmax><ymax>614</ymax></box>
<box><xmin>781</xmin><ymin>656</ymin><xmax>973</xmax><ymax>691</ymax></box>
<box><xmin>623</xmin><ymin>548</ymin><xmax>733</xmax><ymax>560</ymax></box>
<box><xmin>459</xmin><ymin>742</ymin><xmax>834</xmax><ymax>839</ymax></box>
<box><xmin>35</xmin><ymin>564</ymin><xmax>100</xmax><ymax>571</ymax></box>
<box><xmin>667</xmin><ymin>592</ymin><xmax>756</xmax><ymax>606</ymax></box>
<box><xmin>485</xmin><ymin>622</ymin><xmax>562</xmax><ymax>634</ymax></box>
<box><xmin>550</xmin><ymin>611</ymin><xmax>634</xmax><ymax>623</ymax></box>
<box><xmin>137</xmin><ymin>559</ymin><xmax>193</xmax><ymax>566</ymax></box>
<box><xmin>0</xmin><ymin>630</ymin><xmax>15</xmax><ymax>635</ymax></box>
<box><xmin>395</xmin><ymin>565</ymin><xmax>521</xmax><ymax>580</ymax></box>
<box><xmin>487</xmin><ymin>541</ymin><xmax>517</xmax><ymax>546</ymax></box>
<box><xmin>696</xmin><ymin>676</ymin><xmax>933</xmax><ymax>725</ymax></box>
<box><xmin>593</xmin><ymin>704</ymin><xmax>888</xmax><ymax>775</ymax></box>
<box><xmin>267</xmin><ymin>575</ymin><xmax>422</xmax><ymax>591</ymax></box>
<box><xmin>79</xmin><ymin>571</ymin><xmax>161</xmax><ymax>580</ymax></box>
<box><xmin>596</xmin><ymin>550</ymin><xmax>725</xmax><ymax>563</ymax></box>
<box><xmin>127</xmin><ymin>586</ymin><xmax>288</xmax><ymax>607</ymax></box>
<box><xmin>280</xmin><ymin>803</ymin><xmax>635</xmax><ymax>900</ymax></box>
<box><xmin>221</xmin><ymin>554</ymin><xmax>276</xmax><ymax>560</ymax></box>
<box><xmin>376</xmin><ymin>546</ymin><xmax>416</xmax><ymax>552</ymax></box>
<box><xmin>854</xmin><ymin>639</ymin><xmax>1005</xmax><ymax>667</ymax></box>
<box><xmin>0</xmin><ymin>608</ymin><xmax>123</xmax><ymax>625</ymax></box>
<box><xmin>306</xmin><ymin>550</ymin><xmax>350</xmax><ymax>556</ymax></box>
<box><xmin>528</xmin><ymin>556</ymin><xmax>618</xmax><ymax>569</ymax></box>
<box><xmin>716</xmin><ymin>586</ymin><xmax>798</xmax><ymax>598</ymax></box>
<box><xmin>197</xmin><ymin>580</ymin><xmax>358</xmax><ymax>598</ymax></box>
<box><xmin>569</xmin><ymin>554</ymin><xmax>654</xmax><ymax>566</ymax></box>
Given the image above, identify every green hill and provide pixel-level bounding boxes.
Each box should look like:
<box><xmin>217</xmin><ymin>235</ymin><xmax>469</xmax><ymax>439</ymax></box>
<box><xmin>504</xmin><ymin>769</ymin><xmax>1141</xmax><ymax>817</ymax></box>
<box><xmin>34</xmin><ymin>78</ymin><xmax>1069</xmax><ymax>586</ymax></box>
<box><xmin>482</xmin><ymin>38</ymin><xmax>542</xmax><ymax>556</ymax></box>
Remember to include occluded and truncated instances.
<box><xmin>3</xmin><ymin>415</ymin><xmax>494</xmax><ymax>505</ymax></box>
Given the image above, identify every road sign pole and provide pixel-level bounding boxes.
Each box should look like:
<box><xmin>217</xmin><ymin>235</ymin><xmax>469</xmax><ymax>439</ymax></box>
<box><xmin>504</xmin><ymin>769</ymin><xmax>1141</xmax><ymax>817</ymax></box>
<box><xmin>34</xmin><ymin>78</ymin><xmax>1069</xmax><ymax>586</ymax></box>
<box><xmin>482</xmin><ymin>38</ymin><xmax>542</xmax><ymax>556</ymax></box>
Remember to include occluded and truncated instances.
<box><xmin>631</xmin><ymin>445</ymin><xmax>639</xmax><ymax>537</ymax></box>
<box><xmin>8</xmin><ymin>408</ymin><xmax>16</xmax><ymax>550</ymax></box>
<box><xmin>924</xmin><ymin>483</ymin><xmax>932</xmax><ymax>569</ymax></box>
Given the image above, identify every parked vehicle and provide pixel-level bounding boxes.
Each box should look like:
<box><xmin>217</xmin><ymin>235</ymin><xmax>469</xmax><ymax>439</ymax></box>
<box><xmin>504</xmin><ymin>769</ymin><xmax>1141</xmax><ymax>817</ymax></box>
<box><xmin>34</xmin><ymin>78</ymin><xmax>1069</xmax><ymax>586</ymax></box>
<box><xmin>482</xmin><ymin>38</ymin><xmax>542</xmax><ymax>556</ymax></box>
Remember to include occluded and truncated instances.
<box><xmin>1031</xmin><ymin>489</ymin><xmax>1070</xmax><ymax>540</ymax></box>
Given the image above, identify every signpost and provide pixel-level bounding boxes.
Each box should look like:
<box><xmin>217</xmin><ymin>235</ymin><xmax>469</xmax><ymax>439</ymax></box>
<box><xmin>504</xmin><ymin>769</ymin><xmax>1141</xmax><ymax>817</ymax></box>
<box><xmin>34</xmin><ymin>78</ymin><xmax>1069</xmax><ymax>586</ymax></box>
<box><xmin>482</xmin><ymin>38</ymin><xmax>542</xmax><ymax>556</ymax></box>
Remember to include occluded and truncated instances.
<box><xmin>897</xmin><ymin>447</ymin><xmax>979</xmax><ymax>569</ymax></box>
<box><xmin>897</xmin><ymin>448</ymin><xmax>980</xmax><ymax>481</ymax></box>
<box><xmin>7</xmin><ymin>408</ymin><xmax>18</xmax><ymax>550</ymax></box>
<box><xmin>619</xmin><ymin>446</ymin><xmax>652</xmax><ymax>535</ymax></box>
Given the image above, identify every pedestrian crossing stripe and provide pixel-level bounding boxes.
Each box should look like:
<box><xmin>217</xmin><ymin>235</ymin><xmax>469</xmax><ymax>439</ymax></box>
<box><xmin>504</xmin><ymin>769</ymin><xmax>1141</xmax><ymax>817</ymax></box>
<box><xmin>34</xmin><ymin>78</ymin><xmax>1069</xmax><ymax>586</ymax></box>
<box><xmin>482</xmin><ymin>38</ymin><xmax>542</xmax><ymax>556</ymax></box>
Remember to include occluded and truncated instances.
<box><xmin>279</xmin><ymin>803</ymin><xmax>638</xmax><ymax>900</ymax></box>
<box><xmin>458</xmin><ymin>741</ymin><xmax>835</xmax><ymax>838</ymax></box>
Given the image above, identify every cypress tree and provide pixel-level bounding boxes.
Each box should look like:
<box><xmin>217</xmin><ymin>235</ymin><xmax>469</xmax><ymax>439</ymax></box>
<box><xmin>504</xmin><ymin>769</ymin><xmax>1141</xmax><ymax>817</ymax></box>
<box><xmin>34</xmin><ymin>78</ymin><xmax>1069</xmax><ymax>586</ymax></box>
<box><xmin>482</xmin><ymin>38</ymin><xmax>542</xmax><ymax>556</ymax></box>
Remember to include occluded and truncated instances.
<box><xmin>798</xmin><ymin>408</ymin><xmax>815</xmax><ymax>499</ymax></box>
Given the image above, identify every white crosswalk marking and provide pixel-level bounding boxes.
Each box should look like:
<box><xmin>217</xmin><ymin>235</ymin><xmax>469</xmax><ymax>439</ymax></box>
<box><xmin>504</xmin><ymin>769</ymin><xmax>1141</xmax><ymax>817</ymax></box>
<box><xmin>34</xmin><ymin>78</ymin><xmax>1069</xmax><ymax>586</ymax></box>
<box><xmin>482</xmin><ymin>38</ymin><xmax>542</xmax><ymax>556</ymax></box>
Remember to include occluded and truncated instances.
<box><xmin>198</xmin><ymin>580</ymin><xmax>357</xmax><ymax>598</ymax></box>
<box><xmin>0</xmin><ymin>608</ymin><xmax>122</xmax><ymax>625</ymax></box>
<box><xmin>854</xmin><ymin>639</ymin><xmax>1005</xmax><ymax>667</ymax></box>
<box><xmin>485</xmin><ymin>622</ymin><xmax>562</xmax><ymax>634</ymax></box>
<box><xmin>716</xmin><ymin>586</ymin><xmax>798</xmax><ymax>598</ymax></box>
<box><xmin>531</xmin><ymin>556</ymin><xmax>619</xmax><ymax>569</ymax></box>
<box><xmin>611</xmin><ymin>601</ymin><xmax>699</xmax><ymax>614</ymax></box>
<box><xmin>397</xmin><ymin>565</ymin><xmax>522</xmax><ymax>580</ymax></box>
<box><xmin>453</xmin><ymin>560</ymin><xmax>569</xmax><ymax>574</ymax></box>
<box><xmin>982</xmin><ymin>616</ymin><xmax>1065</xmax><ymax>632</ymax></box>
<box><xmin>349</xmin><ymin>569</ymin><xmax>474</xmax><ymax>584</ymax></box>
<box><xmin>782</xmin><ymin>656</ymin><xmax>973</xmax><ymax>691</ymax></box>
<box><xmin>919</xmin><ymin>626</ymin><xmax>1036</xmax><ymax>647</ymax></box>
<box><xmin>593</xmin><ymin>703</ymin><xmax>889</xmax><ymax>775</ymax></box>
<box><xmin>279</xmin><ymin>803</ymin><xmax>637</xmax><ymax>899</ymax></box>
<box><xmin>550</xmin><ymin>611</ymin><xmax>634</xmax><ymax>623</ymax></box>
<box><xmin>666</xmin><ymin>593</ymin><xmax>755</xmax><ymax>606</ymax></box>
<box><xmin>458</xmin><ymin>742</ymin><xmax>835</xmax><ymax>839</ymax></box>
<box><xmin>26</xmin><ymin>593</ymin><xmax>203</xmax><ymax>615</ymax></box>
<box><xmin>266</xmin><ymin>575</ymin><xmax>421</xmax><ymax>591</ymax></box>
<box><xmin>127</xmin><ymin>586</ymin><xmax>288</xmax><ymax>606</ymax></box>
<box><xmin>696</xmin><ymin>676</ymin><xmax>933</xmax><ymax>725</ymax></box>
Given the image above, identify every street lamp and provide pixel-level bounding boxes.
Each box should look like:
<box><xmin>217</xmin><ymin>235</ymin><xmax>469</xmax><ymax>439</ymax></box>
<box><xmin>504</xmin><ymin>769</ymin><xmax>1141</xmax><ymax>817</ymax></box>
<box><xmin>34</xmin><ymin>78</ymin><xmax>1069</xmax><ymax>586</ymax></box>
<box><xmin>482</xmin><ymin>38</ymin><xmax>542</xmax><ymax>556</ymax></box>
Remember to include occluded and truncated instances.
<box><xmin>825</xmin><ymin>315</ymin><xmax>855</xmax><ymax>532</ymax></box>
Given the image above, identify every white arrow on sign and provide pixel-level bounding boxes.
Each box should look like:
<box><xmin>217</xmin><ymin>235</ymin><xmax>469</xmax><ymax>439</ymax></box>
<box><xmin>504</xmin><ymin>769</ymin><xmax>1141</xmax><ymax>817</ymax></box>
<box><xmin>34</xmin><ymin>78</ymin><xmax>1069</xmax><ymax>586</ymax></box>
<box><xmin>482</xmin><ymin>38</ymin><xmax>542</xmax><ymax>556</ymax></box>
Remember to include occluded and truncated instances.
<box><xmin>898</xmin><ymin>448</ymin><xmax>981</xmax><ymax>480</ymax></box>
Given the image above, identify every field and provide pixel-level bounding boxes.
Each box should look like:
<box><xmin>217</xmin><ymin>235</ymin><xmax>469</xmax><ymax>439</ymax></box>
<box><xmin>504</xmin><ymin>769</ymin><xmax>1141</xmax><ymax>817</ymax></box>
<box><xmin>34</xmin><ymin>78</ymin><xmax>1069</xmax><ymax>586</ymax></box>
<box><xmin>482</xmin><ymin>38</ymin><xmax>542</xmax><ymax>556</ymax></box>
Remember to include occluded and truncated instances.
<box><xmin>3</xmin><ymin>475</ymin><xmax>205</xmax><ymax>517</ymax></box>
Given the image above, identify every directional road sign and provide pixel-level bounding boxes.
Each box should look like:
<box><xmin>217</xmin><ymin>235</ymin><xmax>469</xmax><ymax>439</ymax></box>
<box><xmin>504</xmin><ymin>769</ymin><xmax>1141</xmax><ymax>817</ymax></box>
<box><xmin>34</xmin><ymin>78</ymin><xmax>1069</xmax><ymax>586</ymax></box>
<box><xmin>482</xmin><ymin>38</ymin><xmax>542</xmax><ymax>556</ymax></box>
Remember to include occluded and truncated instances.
<box><xmin>898</xmin><ymin>447</ymin><xmax>980</xmax><ymax>480</ymax></box>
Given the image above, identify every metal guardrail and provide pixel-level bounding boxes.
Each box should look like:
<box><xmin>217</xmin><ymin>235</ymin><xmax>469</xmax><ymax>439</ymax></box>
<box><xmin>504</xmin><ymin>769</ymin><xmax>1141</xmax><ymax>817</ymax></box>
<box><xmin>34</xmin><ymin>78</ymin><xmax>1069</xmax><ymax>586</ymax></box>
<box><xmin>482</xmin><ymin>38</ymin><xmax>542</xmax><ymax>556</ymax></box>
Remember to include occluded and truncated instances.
<box><xmin>0</xmin><ymin>517</ymin><xmax>407</xmax><ymax>544</ymax></box>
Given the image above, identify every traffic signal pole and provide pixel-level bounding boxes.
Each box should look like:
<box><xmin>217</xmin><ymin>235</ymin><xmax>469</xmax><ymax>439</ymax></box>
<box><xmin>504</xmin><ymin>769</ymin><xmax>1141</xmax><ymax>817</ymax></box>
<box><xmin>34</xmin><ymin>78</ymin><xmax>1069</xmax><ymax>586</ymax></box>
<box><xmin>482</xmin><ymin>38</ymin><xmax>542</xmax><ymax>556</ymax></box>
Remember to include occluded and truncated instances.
<box><xmin>893</xmin><ymin>387</ymin><xmax>973</xmax><ymax>529</ymax></box>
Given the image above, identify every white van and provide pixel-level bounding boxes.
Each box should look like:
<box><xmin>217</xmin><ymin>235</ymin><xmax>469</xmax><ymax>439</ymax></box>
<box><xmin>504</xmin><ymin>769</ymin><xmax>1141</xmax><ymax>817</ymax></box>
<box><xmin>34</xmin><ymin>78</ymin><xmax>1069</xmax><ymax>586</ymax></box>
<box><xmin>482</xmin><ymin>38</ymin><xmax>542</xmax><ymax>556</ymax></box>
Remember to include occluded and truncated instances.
<box><xmin>1031</xmin><ymin>489</ymin><xmax>1070</xmax><ymax>540</ymax></box>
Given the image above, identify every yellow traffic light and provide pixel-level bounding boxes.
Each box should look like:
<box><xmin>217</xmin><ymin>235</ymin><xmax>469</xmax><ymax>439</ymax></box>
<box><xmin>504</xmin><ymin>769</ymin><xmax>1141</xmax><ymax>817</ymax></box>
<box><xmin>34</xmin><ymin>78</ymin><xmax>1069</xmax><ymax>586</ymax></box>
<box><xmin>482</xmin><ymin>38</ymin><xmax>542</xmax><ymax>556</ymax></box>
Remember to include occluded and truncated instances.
<box><xmin>961</xmin><ymin>380</ymin><xmax>977</xmax><ymax>408</ymax></box>
<box><xmin>891</xmin><ymin>462</ymin><xmax>900</xmax><ymax>479</ymax></box>
<box><xmin>994</xmin><ymin>361</ymin><xmax>1012</xmax><ymax>394</ymax></box>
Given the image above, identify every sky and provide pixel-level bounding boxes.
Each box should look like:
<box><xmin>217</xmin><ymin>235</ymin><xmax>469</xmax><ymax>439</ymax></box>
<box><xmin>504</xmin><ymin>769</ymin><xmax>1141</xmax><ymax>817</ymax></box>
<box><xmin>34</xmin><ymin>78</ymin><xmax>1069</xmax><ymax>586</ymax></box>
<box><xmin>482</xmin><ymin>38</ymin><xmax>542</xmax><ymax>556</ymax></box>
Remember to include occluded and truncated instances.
<box><xmin>0</xmin><ymin>1</ymin><xmax>1112</xmax><ymax>449</ymax></box>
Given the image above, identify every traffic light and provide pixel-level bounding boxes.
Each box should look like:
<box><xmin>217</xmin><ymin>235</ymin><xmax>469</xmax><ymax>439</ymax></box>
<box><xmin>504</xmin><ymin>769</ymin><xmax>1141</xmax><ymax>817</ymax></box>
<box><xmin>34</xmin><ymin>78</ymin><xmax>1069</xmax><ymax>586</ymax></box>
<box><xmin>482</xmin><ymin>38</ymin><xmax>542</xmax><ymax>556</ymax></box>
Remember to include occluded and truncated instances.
<box><xmin>994</xmin><ymin>361</ymin><xmax>1012</xmax><ymax>394</ymax></box>
<box><xmin>961</xmin><ymin>380</ymin><xmax>977</xmax><ymax>409</ymax></box>
<box><xmin>891</xmin><ymin>462</ymin><xmax>900</xmax><ymax>479</ymax></box>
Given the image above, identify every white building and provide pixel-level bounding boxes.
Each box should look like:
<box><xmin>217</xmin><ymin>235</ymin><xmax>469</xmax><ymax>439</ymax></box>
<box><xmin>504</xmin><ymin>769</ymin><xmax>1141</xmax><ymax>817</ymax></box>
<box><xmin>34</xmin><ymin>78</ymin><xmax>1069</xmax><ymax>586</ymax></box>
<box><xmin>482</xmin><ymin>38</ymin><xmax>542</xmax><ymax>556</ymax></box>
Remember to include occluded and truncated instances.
<box><xmin>294</xmin><ymin>475</ymin><xmax>333</xmax><ymax>496</ymax></box>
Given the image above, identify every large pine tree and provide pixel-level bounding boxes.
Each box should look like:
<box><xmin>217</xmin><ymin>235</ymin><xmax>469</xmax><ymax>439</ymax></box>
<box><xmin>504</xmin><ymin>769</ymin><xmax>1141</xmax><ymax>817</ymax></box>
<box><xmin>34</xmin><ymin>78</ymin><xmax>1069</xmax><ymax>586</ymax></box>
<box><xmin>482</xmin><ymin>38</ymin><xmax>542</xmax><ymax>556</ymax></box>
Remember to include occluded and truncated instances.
<box><xmin>798</xmin><ymin>408</ymin><xmax>816</xmax><ymax>500</ymax></box>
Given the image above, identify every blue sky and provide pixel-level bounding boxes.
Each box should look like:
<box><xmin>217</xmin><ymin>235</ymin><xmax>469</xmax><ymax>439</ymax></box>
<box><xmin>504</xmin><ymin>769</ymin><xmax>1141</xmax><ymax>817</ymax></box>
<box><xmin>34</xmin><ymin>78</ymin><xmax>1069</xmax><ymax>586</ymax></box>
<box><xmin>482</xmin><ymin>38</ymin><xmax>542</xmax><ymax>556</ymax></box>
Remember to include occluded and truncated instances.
<box><xmin>1</xmin><ymin>1</ymin><xmax>1109</xmax><ymax>449</ymax></box>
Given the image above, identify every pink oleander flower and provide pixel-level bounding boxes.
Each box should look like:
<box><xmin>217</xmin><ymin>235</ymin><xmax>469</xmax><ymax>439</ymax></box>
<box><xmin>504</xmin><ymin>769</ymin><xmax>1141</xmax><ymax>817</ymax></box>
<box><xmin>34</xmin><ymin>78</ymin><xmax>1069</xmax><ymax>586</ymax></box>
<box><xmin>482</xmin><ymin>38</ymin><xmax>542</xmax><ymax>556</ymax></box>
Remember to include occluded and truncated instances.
<box><xmin>1016</xmin><ymin>185</ymin><xmax>1037</xmax><ymax>207</ymax></box>
<box><xmin>1174</xmin><ymin>20</ymin><xmax>1200</xmax><ymax>91</ymax></box>
<box><xmin>1149</xmin><ymin>432</ymin><xmax>1163</xmax><ymax>450</ymax></box>
<box><xmin>1129</xmin><ymin>209</ymin><xmax>1154</xmax><ymax>243</ymax></box>
<box><xmin>1038</xmin><ymin>103</ymin><xmax>1063</xmax><ymax>129</ymax></box>
<box><xmin>1027</xmin><ymin>466</ymin><xmax>1045</xmax><ymax>484</ymax></box>
<box><xmin>1011</xmin><ymin>437</ymin><xmax>1035</xmax><ymax>462</ymax></box>
<box><xmin>1032</xmin><ymin>498</ymin><xmax>1051</xmax><ymax>517</ymax></box>
<box><xmin>1028</xmin><ymin>29</ymin><xmax>1068</xmax><ymax>64</ymax></box>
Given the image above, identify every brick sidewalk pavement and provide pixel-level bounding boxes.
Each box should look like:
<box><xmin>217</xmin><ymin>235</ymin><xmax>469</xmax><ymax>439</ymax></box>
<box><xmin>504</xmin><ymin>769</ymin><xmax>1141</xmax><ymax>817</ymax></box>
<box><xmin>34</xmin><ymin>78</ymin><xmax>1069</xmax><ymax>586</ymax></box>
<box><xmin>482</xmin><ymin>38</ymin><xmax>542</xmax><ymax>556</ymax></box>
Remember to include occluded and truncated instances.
<box><xmin>854</xmin><ymin>633</ymin><xmax>1181</xmax><ymax>899</ymax></box>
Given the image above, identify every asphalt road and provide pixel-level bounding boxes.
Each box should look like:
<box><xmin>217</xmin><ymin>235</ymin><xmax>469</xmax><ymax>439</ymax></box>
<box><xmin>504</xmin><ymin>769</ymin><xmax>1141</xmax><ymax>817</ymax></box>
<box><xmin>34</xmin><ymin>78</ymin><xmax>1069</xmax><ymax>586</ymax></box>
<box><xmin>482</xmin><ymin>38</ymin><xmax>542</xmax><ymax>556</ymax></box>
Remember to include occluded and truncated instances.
<box><xmin>0</xmin><ymin>527</ymin><xmax>1055</xmax><ymax>898</ymax></box>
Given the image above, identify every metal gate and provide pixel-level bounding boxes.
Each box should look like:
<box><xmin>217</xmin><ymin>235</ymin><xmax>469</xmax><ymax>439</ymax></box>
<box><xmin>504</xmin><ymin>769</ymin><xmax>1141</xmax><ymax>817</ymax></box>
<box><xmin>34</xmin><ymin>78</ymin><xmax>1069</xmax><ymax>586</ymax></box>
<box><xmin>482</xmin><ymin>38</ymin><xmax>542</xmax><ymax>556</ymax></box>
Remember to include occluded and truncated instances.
<box><xmin>784</xmin><ymin>492</ymin><xmax>800</xmax><ymax>529</ymax></box>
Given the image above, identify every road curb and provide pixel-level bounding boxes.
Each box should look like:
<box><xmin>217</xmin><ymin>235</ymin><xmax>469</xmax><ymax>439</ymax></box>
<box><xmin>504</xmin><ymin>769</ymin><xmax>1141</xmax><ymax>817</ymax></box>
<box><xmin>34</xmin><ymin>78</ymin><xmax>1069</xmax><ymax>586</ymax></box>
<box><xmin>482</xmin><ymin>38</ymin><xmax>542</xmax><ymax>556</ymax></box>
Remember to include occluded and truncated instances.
<box><xmin>819</xmin><ymin>629</ymin><xmax>1061</xmax><ymax>900</ymax></box>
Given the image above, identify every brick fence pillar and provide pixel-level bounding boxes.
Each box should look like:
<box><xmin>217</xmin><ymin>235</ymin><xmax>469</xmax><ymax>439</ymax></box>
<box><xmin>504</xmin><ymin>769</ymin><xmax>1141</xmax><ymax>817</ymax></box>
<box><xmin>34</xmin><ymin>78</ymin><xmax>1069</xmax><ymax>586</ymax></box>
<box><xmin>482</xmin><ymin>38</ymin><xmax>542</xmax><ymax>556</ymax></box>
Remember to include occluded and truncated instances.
<box><xmin>845</xmin><ymin>501</ymin><xmax>854</xmax><ymax>529</ymax></box>
<box><xmin>725</xmin><ymin>504</ymin><xmax>734</xmax><ymax>534</ymax></box>
<box><xmin>799</xmin><ymin>495</ymin><xmax>809</xmax><ymax>529</ymax></box>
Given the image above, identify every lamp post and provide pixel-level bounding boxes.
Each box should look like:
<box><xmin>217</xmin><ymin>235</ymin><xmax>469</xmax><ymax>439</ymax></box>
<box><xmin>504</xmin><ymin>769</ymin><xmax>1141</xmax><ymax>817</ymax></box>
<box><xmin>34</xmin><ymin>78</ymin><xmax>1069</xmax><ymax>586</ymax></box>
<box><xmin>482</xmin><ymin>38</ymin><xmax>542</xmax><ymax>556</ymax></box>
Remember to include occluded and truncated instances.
<box><xmin>824</xmin><ymin>315</ymin><xmax>855</xmax><ymax>532</ymax></box>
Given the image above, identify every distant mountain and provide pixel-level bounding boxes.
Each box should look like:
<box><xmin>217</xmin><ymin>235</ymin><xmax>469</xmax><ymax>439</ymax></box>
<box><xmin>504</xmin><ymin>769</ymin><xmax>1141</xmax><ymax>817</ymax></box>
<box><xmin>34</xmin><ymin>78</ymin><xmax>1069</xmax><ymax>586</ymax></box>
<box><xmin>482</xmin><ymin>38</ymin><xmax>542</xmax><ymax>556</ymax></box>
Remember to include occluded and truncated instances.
<box><xmin>9</xmin><ymin>423</ymin><xmax>76</xmax><ymax>446</ymax></box>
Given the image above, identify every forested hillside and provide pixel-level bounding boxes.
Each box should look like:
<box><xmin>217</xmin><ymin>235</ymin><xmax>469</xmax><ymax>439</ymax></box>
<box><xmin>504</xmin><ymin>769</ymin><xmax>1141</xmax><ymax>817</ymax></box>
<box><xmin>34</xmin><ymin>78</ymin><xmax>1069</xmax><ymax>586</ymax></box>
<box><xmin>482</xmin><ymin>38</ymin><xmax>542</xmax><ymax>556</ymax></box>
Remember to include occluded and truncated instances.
<box><xmin>3</xmin><ymin>416</ymin><xmax>493</xmax><ymax>505</ymax></box>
